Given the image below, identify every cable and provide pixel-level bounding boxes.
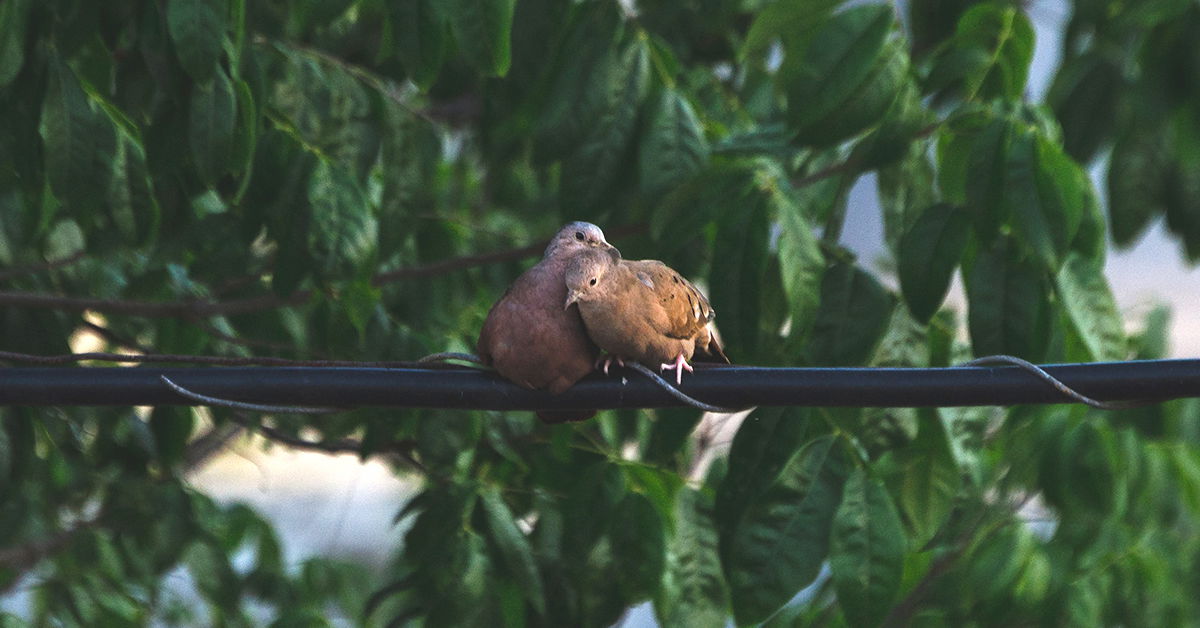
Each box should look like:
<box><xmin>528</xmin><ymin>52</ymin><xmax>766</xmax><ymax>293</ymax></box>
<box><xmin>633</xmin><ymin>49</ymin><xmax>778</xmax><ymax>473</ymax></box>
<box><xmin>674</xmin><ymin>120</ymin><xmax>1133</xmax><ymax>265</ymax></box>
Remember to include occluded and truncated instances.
<box><xmin>622</xmin><ymin>362</ymin><xmax>749</xmax><ymax>413</ymax></box>
<box><xmin>960</xmin><ymin>355</ymin><xmax>1148</xmax><ymax>410</ymax></box>
<box><xmin>2</xmin><ymin>360</ymin><xmax>1197</xmax><ymax>409</ymax></box>
<box><xmin>159</xmin><ymin>376</ymin><xmax>341</xmax><ymax>414</ymax></box>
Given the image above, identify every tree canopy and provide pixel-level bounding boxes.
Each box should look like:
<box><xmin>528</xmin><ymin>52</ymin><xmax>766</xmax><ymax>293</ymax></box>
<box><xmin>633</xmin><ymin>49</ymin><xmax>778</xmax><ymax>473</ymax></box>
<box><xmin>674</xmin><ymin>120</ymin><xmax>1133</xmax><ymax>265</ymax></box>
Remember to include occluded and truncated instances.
<box><xmin>2</xmin><ymin>0</ymin><xmax>1200</xmax><ymax>625</ymax></box>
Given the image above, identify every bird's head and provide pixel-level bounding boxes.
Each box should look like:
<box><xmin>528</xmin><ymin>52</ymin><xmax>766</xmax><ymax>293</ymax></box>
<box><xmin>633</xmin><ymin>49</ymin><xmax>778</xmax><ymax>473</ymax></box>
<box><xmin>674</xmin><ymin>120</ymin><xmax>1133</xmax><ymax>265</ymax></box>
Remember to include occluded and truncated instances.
<box><xmin>545</xmin><ymin>221</ymin><xmax>620</xmax><ymax>259</ymax></box>
<box><xmin>563</xmin><ymin>249</ymin><xmax>615</xmax><ymax>310</ymax></box>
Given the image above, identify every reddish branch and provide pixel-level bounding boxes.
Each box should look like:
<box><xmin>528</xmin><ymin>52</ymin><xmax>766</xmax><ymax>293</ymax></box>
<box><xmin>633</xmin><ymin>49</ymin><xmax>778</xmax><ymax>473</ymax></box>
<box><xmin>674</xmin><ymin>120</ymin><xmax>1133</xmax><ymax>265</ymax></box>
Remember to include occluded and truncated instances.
<box><xmin>0</xmin><ymin>223</ymin><xmax>648</xmax><ymax>320</ymax></box>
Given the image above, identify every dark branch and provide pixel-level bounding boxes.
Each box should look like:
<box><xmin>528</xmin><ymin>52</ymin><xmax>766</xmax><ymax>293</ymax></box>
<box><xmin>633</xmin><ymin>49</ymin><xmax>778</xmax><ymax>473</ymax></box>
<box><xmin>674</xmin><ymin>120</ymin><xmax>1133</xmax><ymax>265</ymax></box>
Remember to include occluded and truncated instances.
<box><xmin>0</xmin><ymin>223</ymin><xmax>649</xmax><ymax>319</ymax></box>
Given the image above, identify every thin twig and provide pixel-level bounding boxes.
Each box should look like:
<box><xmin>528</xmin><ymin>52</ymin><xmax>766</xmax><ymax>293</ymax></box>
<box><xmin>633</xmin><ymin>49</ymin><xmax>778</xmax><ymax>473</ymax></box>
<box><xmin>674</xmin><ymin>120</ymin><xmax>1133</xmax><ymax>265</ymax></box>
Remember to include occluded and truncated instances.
<box><xmin>0</xmin><ymin>251</ymin><xmax>86</xmax><ymax>283</ymax></box>
<box><xmin>225</xmin><ymin>413</ymin><xmax>427</xmax><ymax>474</ymax></box>
<box><xmin>0</xmin><ymin>224</ymin><xmax>649</xmax><ymax>320</ymax></box>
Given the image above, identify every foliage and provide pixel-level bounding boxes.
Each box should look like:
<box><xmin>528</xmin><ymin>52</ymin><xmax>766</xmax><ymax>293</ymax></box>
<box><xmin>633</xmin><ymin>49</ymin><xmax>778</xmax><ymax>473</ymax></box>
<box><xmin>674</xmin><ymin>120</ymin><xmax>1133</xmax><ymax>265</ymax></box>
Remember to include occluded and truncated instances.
<box><xmin>1</xmin><ymin>0</ymin><xmax>1199</xmax><ymax>625</ymax></box>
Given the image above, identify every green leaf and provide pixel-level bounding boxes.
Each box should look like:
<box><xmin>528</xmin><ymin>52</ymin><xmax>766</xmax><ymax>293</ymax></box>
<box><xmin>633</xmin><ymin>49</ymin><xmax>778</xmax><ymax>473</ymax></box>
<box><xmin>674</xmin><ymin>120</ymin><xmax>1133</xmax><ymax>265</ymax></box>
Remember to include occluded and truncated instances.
<box><xmin>40</xmin><ymin>56</ymin><xmax>117</xmax><ymax>216</ymax></box>
<box><xmin>149</xmin><ymin>407</ymin><xmax>194</xmax><ymax>468</ymax></box>
<box><xmin>898</xmin><ymin>202</ymin><xmax>971</xmax><ymax>323</ymax></box>
<box><xmin>784</xmin><ymin>5</ymin><xmax>908</xmax><ymax>147</ymax></box>
<box><xmin>0</xmin><ymin>0</ymin><xmax>31</xmax><ymax>87</ymax></box>
<box><xmin>307</xmin><ymin>161</ymin><xmax>377</xmax><ymax>278</ymax></box>
<box><xmin>610</xmin><ymin>492</ymin><xmax>666</xmax><ymax>603</ymax></box>
<box><xmin>167</xmin><ymin>0</ymin><xmax>227</xmax><ymax>83</ymax></box>
<box><xmin>941</xmin><ymin>4</ymin><xmax>1034</xmax><ymax>101</ymax></box>
<box><xmin>1047</xmin><ymin>52</ymin><xmax>1123</xmax><ymax>162</ymax></box>
<box><xmin>776</xmin><ymin>175</ymin><xmax>826</xmax><ymax>348</ymax></box>
<box><xmin>655</xmin><ymin>488</ymin><xmax>729</xmax><ymax>628</ymax></box>
<box><xmin>879</xmin><ymin>140</ymin><xmax>937</xmax><ymax>253</ymax></box>
<box><xmin>44</xmin><ymin>219</ymin><xmax>85</xmax><ymax>261</ymax></box>
<box><xmin>388</xmin><ymin>0</ymin><xmax>447</xmax><ymax>89</ymax></box>
<box><xmin>561</xmin><ymin>39</ymin><xmax>650</xmax><ymax>216</ymax></box>
<box><xmin>849</xmin><ymin>78</ymin><xmax>929</xmax><ymax>171</ymax></box>
<box><xmin>480</xmin><ymin>486</ymin><xmax>546</xmax><ymax>616</ymax></box>
<box><xmin>717</xmin><ymin>407</ymin><xmax>814</xmax><ymax>539</ymax></box>
<box><xmin>449</xmin><ymin>0</ymin><xmax>517</xmax><ymax>76</ymax></box>
<box><xmin>725</xmin><ymin>435</ymin><xmax>848</xmax><ymax>625</ymax></box>
<box><xmin>1004</xmin><ymin>127</ymin><xmax>1085</xmax><ymax>270</ymax></box>
<box><xmin>964</xmin><ymin>116</ymin><xmax>1011</xmax><ymax>241</ymax></box>
<box><xmin>1055</xmin><ymin>252</ymin><xmax>1125</xmax><ymax>362</ymax></box>
<box><xmin>965</xmin><ymin>236</ymin><xmax>1051</xmax><ymax>360</ymax></box>
<box><xmin>189</xmin><ymin>68</ymin><xmax>237</xmax><ymax>185</ymax></box>
<box><xmin>893</xmin><ymin>411</ymin><xmax>960</xmax><ymax>545</ymax></box>
<box><xmin>804</xmin><ymin>262</ymin><xmax>895</xmax><ymax>366</ymax></box>
<box><xmin>638</xmin><ymin>89</ymin><xmax>709</xmax><ymax>197</ymax></box>
<box><xmin>642</xmin><ymin>408</ymin><xmax>703</xmax><ymax>466</ymax></box>
<box><xmin>741</xmin><ymin>0</ymin><xmax>840</xmax><ymax>59</ymax></box>
<box><xmin>1107</xmin><ymin>125</ymin><xmax>1169</xmax><ymax>246</ymax></box>
<box><xmin>830</xmin><ymin>470</ymin><xmax>905</xmax><ymax>628</ymax></box>
<box><xmin>709</xmin><ymin>176</ymin><xmax>772</xmax><ymax>357</ymax></box>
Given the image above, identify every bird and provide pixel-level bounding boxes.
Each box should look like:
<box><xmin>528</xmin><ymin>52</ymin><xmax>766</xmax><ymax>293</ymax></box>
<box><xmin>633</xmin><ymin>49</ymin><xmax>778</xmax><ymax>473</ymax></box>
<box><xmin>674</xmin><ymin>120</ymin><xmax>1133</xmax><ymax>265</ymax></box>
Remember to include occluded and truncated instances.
<box><xmin>476</xmin><ymin>222</ymin><xmax>620</xmax><ymax>422</ymax></box>
<box><xmin>563</xmin><ymin>249</ymin><xmax>729</xmax><ymax>385</ymax></box>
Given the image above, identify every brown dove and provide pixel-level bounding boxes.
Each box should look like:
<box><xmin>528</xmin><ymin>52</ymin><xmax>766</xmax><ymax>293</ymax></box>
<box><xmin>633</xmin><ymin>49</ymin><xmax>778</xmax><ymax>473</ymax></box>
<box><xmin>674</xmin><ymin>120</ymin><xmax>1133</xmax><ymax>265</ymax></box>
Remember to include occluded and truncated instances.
<box><xmin>564</xmin><ymin>249</ymin><xmax>729</xmax><ymax>384</ymax></box>
<box><xmin>476</xmin><ymin>222</ymin><xmax>619</xmax><ymax>421</ymax></box>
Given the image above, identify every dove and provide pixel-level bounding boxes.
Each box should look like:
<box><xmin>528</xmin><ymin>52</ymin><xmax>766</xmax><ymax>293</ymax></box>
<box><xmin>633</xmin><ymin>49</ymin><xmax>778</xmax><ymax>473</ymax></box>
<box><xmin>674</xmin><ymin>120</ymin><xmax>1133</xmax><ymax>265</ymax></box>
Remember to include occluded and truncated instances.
<box><xmin>563</xmin><ymin>249</ymin><xmax>729</xmax><ymax>385</ymax></box>
<box><xmin>476</xmin><ymin>222</ymin><xmax>619</xmax><ymax>421</ymax></box>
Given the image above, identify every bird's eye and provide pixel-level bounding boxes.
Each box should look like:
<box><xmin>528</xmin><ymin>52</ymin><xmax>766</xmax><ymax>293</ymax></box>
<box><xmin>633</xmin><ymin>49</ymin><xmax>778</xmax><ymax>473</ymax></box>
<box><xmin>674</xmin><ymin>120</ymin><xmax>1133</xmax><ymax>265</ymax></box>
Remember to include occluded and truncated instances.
<box><xmin>589</xmin><ymin>278</ymin><xmax>597</xmax><ymax>286</ymax></box>
<box><xmin>574</xmin><ymin>231</ymin><xmax>585</xmax><ymax>241</ymax></box>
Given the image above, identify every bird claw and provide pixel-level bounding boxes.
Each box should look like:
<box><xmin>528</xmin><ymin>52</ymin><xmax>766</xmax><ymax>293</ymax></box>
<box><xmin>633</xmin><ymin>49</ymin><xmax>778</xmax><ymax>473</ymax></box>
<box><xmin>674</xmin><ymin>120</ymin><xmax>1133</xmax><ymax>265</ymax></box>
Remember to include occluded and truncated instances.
<box><xmin>660</xmin><ymin>354</ymin><xmax>694</xmax><ymax>385</ymax></box>
<box><xmin>595</xmin><ymin>355</ymin><xmax>625</xmax><ymax>375</ymax></box>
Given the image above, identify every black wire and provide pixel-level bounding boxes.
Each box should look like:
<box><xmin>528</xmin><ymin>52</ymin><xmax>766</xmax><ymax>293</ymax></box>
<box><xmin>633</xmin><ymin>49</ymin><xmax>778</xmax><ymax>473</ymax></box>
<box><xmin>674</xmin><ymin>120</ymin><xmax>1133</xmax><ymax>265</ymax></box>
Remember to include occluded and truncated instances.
<box><xmin>1</xmin><ymin>360</ymin><xmax>1197</xmax><ymax>409</ymax></box>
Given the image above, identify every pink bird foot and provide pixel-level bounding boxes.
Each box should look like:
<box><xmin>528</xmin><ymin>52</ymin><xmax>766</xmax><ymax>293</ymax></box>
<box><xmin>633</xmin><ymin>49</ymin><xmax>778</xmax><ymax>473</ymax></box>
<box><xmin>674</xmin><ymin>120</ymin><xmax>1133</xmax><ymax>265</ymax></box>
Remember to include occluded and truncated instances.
<box><xmin>660</xmin><ymin>353</ymin><xmax>694</xmax><ymax>385</ymax></box>
<box><xmin>595</xmin><ymin>354</ymin><xmax>625</xmax><ymax>375</ymax></box>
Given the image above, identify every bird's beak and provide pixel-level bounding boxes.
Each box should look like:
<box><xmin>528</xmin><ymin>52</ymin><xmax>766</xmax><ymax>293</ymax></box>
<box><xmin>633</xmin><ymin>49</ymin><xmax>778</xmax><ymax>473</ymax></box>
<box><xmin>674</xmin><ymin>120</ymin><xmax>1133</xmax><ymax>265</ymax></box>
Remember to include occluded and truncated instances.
<box><xmin>564</xmin><ymin>290</ymin><xmax>580</xmax><ymax>310</ymax></box>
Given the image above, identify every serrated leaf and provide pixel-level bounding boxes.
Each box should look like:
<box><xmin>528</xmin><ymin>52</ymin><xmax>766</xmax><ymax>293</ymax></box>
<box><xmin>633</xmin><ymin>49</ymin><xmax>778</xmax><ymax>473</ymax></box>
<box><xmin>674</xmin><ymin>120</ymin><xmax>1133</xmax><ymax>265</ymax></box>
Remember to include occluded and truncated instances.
<box><xmin>784</xmin><ymin>5</ymin><xmax>908</xmax><ymax>147</ymax></box>
<box><xmin>449</xmin><ymin>0</ymin><xmax>516</xmax><ymax>76</ymax></box>
<box><xmin>1055</xmin><ymin>252</ymin><xmax>1125</xmax><ymax>362</ymax></box>
<box><xmin>655</xmin><ymin>488</ymin><xmax>729</xmax><ymax>628</ymax></box>
<box><xmin>899</xmin><ymin>202</ymin><xmax>971</xmax><ymax>322</ymax></box>
<box><xmin>0</xmin><ymin>0</ymin><xmax>32</xmax><ymax>87</ymax></box>
<box><xmin>307</xmin><ymin>161</ymin><xmax>377</xmax><ymax>278</ymax></box>
<box><xmin>189</xmin><ymin>68</ymin><xmax>237</xmax><ymax>185</ymax></box>
<box><xmin>40</xmin><ymin>56</ymin><xmax>116</xmax><ymax>216</ymax></box>
<box><xmin>965</xmin><ymin>236</ymin><xmax>1050</xmax><ymax>360</ymax></box>
<box><xmin>389</xmin><ymin>0</ymin><xmax>446</xmax><ymax>89</ymax></box>
<box><xmin>830</xmin><ymin>470</ymin><xmax>905</xmax><ymax>628</ymax></box>
<box><xmin>561</xmin><ymin>40</ymin><xmax>650</xmax><ymax>216</ymax></box>
<box><xmin>724</xmin><ymin>435</ymin><xmax>848</xmax><ymax>625</ymax></box>
<box><xmin>167</xmin><ymin>0</ymin><xmax>226</xmax><ymax>83</ymax></box>
<box><xmin>638</xmin><ymin>89</ymin><xmax>709</xmax><ymax>196</ymax></box>
<box><xmin>804</xmin><ymin>262</ymin><xmax>895</xmax><ymax>366</ymax></box>
<box><xmin>480</xmin><ymin>486</ymin><xmax>546</xmax><ymax>615</ymax></box>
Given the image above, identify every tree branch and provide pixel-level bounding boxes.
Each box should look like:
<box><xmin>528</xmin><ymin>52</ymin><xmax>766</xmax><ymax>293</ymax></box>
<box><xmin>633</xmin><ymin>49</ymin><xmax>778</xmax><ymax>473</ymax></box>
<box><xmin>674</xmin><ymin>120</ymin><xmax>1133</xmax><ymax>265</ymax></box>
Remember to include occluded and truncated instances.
<box><xmin>0</xmin><ymin>223</ymin><xmax>649</xmax><ymax>320</ymax></box>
